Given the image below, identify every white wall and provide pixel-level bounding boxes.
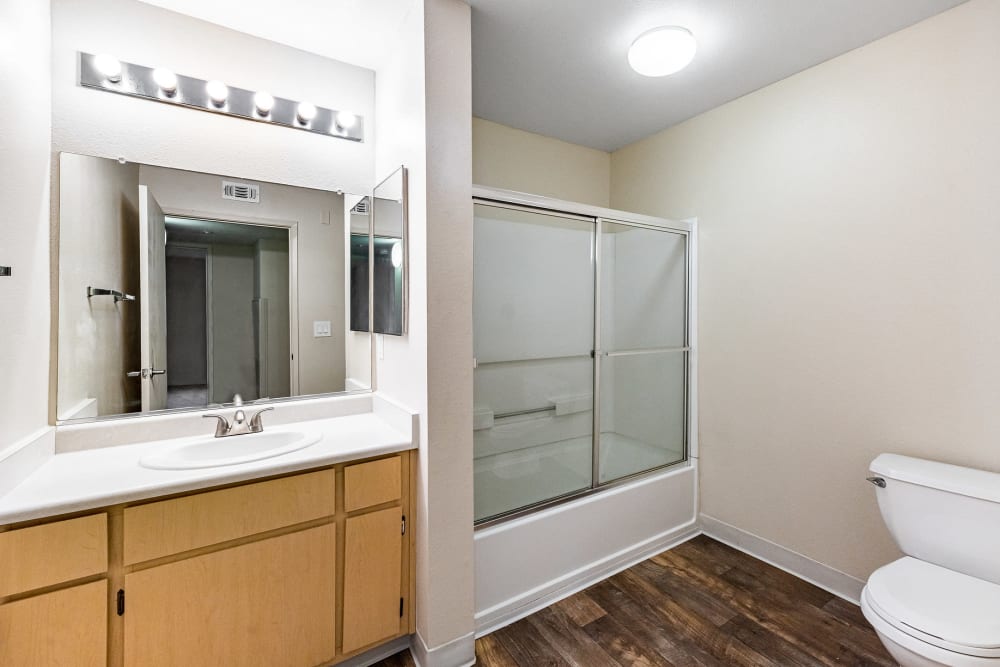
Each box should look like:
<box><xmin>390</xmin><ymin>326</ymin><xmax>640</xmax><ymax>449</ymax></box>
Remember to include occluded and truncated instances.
<box><xmin>373</xmin><ymin>0</ymin><xmax>476</xmax><ymax>660</ymax></box>
<box><xmin>610</xmin><ymin>0</ymin><xmax>1000</xmax><ymax>581</ymax></box>
<box><xmin>137</xmin><ymin>165</ymin><xmax>346</xmax><ymax>396</ymax></box>
<box><xmin>51</xmin><ymin>0</ymin><xmax>374</xmax><ymax>195</ymax></box>
<box><xmin>57</xmin><ymin>154</ymin><xmax>140</xmax><ymax>418</ymax></box>
<box><xmin>473</xmin><ymin>117</ymin><xmax>611</xmax><ymax>207</ymax></box>
<box><xmin>0</xmin><ymin>0</ymin><xmax>51</xmax><ymax>448</ymax></box>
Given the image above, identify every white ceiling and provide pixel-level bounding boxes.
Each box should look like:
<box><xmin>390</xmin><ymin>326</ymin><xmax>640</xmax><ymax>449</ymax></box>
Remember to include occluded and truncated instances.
<box><xmin>141</xmin><ymin>0</ymin><xmax>968</xmax><ymax>152</ymax></box>
<box><xmin>470</xmin><ymin>0</ymin><xmax>968</xmax><ymax>151</ymax></box>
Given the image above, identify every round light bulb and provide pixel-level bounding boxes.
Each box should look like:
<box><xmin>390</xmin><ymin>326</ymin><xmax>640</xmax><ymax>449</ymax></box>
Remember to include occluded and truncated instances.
<box><xmin>627</xmin><ymin>26</ymin><xmax>697</xmax><ymax>77</ymax></box>
<box><xmin>297</xmin><ymin>102</ymin><xmax>317</xmax><ymax>124</ymax></box>
<box><xmin>391</xmin><ymin>241</ymin><xmax>403</xmax><ymax>268</ymax></box>
<box><xmin>254</xmin><ymin>91</ymin><xmax>274</xmax><ymax>116</ymax></box>
<box><xmin>205</xmin><ymin>80</ymin><xmax>228</xmax><ymax>106</ymax></box>
<box><xmin>152</xmin><ymin>67</ymin><xmax>178</xmax><ymax>95</ymax></box>
<box><xmin>335</xmin><ymin>110</ymin><xmax>357</xmax><ymax>130</ymax></box>
<box><xmin>94</xmin><ymin>53</ymin><xmax>122</xmax><ymax>83</ymax></box>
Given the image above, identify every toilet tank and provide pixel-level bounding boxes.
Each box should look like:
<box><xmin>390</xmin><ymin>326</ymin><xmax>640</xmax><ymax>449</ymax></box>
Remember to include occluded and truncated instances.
<box><xmin>870</xmin><ymin>453</ymin><xmax>1000</xmax><ymax>586</ymax></box>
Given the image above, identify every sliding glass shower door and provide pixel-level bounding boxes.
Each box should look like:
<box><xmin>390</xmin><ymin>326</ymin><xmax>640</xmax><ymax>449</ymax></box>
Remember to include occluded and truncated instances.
<box><xmin>472</xmin><ymin>204</ymin><xmax>595</xmax><ymax>522</ymax></box>
<box><xmin>473</xmin><ymin>201</ymin><xmax>690</xmax><ymax>524</ymax></box>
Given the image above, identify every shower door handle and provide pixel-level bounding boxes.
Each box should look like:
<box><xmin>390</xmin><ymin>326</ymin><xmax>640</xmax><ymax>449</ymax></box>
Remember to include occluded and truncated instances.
<box><xmin>149</xmin><ymin>369</ymin><xmax>166</xmax><ymax>376</ymax></box>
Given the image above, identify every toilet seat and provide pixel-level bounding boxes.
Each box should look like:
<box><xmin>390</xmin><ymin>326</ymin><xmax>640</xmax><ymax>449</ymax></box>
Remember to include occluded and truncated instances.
<box><xmin>865</xmin><ymin>557</ymin><xmax>1000</xmax><ymax>659</ymax></box>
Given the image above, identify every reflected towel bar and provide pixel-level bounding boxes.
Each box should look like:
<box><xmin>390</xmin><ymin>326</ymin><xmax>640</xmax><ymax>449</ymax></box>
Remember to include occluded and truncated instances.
<box><xmin>494</xmin><ymin>405</ymin><xmax>556</xmax><ymax>419</ymax></box>
<box><xmin>87</xmin><ymin>286</ymin><xmax>135</xmax><ymax>303</ymax></box>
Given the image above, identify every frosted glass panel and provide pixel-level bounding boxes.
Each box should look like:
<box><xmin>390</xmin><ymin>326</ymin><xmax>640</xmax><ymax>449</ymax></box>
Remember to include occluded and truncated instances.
<box><xmin>473</xmin><ymin>205</ymin><xmax>594</xmax><ymax>362</ymax></box>
<box><xmin>600</xmin><ymin>223</ymin><xmax>686</xmax><ymax>351</ymax></box>
<box><xmin>598</xmin><ymin>351</ymin><xmax>686</xmax><ymax>484</ymax></box>
<box><xmin>473</xmin><ymin>204</ymin><xmax>594</xmax><ymax>522</ymax></box>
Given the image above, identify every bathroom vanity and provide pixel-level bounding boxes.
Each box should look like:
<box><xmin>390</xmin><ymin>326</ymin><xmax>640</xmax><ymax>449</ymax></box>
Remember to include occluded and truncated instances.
<box><xmin>0</xmin><ymin>411</ymin><xmax>416</xmax><ymax>667</ymax></box>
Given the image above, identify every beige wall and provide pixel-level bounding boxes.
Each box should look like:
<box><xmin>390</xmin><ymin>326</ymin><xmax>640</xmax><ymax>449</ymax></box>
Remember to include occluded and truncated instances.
<box><xmin>473</xmin><ymin>117</ymin><xmax>611</xmax><ymax>207</ymax></box>
<box><xmin>137</xmin><ymin>165</ymin><xmax>346</xmax><ymax>397</ymax></box>
<box><xmin>0</xmin><ymin>0</ymin><xmax>51</xmax><ymax>448</ymax></box>
<box><xmin>610</xmin><ymin>0</ymin><xmax>1000</xmax><ymax>581</ymax></box>
<box><xmin>57</xmin><ymin>154</ymin><xmax>140</xmax><ymax>418</ymax></box>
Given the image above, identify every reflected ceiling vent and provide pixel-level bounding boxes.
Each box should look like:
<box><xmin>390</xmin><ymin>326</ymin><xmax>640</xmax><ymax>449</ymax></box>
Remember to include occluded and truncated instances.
<box><xmin>222</xmin><ymin>180</ymin><xmax>260</xmax><ymax>203</ymax></box>
<box><xmin>351</xmin><ymin>199</ymin><xmax>369</xmax><ymax>215</ymax></box>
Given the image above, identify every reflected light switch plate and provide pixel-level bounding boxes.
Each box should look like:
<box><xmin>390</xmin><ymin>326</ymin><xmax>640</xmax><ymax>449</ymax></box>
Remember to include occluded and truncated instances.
<box><xmin>313</xmin><ymin>320</ymin><xmax>332</xmax><ymax>337</ymax></box>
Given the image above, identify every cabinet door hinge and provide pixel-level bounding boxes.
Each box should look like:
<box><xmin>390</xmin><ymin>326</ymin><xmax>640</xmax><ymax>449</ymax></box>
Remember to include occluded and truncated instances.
<box><xmin>401</xmin><ymin>515</ymin><xmax>406</xmax><ymax>535</ymax></box>
<box><xmin>400</xmin><ymin>597</ymin><xmax>404</xmax><ymax>617</ymax></box>
<box><xmin>116</xmin><ymin>589</ymin><xmax>125</xmax><ymax>616</ymax></box>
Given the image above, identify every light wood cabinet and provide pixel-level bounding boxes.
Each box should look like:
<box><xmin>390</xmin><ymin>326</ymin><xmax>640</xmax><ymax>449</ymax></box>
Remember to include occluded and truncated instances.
<box><xmin>342</xmin><ymin>507</ymin><xmax>404</xmax><ymax>653</ymax></box>
<box><xmin>0</xmin><ymin>580</ymin><xmax>107</xmax><ymax>667</ymax></box>
<box><xmin>123</xmin><ymin>524</ymin><xmax>336</xmax><ymax>667</ymax></box>
<box><xmin>0</xmin><ymin>451</ymin><xmax>413</xmax><ymax>667</ymax></box>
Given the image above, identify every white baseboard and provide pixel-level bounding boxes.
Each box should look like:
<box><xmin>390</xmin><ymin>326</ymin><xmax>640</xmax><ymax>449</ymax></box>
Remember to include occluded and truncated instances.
<box><xmin>700</xmin><ymin>514</ymin><xmax>865</xmax><ymax>604</ymax></box>
<box><xmin>0</xmin><ymin>427</ymin><xmax>54</xmax><ymax>498</ymax></box>
<box><xmin>332</xmin><ymin>636</ymin><xmax>411</xmax><ymax>667</ymax></box>
<box><xmin>474</xmin><ymin>520</ymin><xmax>700</xmax><ymax>637</ymax></box>
<box><xmin>410</xmin><ymin>630</ymin><xmax>475</xmax><ymax>667</ymax></box>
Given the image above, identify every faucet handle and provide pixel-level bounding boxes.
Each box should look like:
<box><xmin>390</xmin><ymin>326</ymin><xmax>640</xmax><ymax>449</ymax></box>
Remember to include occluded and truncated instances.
<box><xmin>248</xmin><ymin>407</ymin><xmax>274</xmax><ymax>432</ymax></box>
<box><xmin>202</xmin><ymin>413</ymin><xmax>230</xmax><ymax>437</ymax></box>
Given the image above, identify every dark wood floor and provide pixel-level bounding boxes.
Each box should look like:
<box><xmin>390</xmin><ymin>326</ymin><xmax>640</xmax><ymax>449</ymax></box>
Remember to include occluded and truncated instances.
<box><xmin>374</xmin><ymin>535</ymin><xmax>894</xmax><ymax>667</ymax></box>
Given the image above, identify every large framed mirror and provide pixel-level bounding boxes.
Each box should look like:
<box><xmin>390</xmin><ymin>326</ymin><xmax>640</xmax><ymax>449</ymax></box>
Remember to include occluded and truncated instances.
<box><xmin>56</xmin><ymin>152</ymin><xmax>373</xmax><ymax>422</ymax></box>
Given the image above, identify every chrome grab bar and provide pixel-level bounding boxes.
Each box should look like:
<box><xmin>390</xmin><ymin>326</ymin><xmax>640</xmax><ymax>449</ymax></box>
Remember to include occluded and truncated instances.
<box><xmin>494</xmin><ymin>405</ymin><xmax>556</xmax><ymax>419</ymax></box>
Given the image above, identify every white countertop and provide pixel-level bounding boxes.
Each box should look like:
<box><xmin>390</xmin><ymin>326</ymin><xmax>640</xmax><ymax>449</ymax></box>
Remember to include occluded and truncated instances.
<box><xmin>0</xmin><ymin>412</ymin><xmax>413</xmax><ymax>525</ymax></box>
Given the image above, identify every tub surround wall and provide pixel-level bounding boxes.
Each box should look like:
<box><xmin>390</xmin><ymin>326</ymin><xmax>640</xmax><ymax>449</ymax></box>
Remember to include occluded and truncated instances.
<box><xmin>610</xmin><ymin>0</ymin><xmax>1000</xmax><ymax>584</ymax></box>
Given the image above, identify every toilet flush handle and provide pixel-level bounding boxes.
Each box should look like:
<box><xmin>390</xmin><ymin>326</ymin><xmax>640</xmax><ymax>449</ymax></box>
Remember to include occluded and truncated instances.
<box><xmin>866</xmin><ymin>476</ymin><xmax>886</xmax><ymax>488</ymax></box>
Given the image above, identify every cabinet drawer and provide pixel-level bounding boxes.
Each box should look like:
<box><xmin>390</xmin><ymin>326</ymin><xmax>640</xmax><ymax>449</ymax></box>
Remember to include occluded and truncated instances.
<box><xmin>0</xmin><ymin>513</ymin><xmax>107</xmax><ymax>597</ymax></box>
<box><xmin>0</xmin><ymin>579</ymin><xmax>107</xmax><ymax>666</ymax></box>
<box><xmin>344</xmin><ymin>456</ymin><xmax>402</xmax><ymax>512</ymax></box>
<box><xmin>124</xmin><ymin>469</ymin><xmax>335</xmax><ymax>564</ymax></box>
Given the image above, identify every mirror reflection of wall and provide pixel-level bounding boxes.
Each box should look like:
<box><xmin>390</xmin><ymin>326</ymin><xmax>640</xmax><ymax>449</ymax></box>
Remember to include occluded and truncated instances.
<box><xmin>57</xmin><ymin>153</ymin><xmax>372</xmax><ymax>421</ymax></box>
<box><xmin>350</xmin><ymin>166</ymin><xmax>407</xmax><ymax>336</ymax></box>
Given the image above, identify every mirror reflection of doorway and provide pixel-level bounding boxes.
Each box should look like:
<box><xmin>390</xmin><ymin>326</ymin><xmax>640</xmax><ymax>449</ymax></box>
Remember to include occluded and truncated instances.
<box><xmin>164</xmin><ymin>216</ymin><xmax>292</xmax><ymax>408</ymax></box>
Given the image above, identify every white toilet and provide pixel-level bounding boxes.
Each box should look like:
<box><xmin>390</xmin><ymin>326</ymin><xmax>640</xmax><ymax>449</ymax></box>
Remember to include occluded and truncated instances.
<box><xmin>863</xmin><ymin>454</ymin><xmax>1000</xmax><ymax>666</ymax></box>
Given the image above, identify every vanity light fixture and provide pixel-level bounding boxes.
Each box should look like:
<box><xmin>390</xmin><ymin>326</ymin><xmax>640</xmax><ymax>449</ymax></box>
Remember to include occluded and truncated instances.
<box><xmin>628</xmin><ymin>26</ymin><xmax>697</xmax><ymax>77</ymax></box>
<box><xmin>391</xmin><ymin>241</ymin><xmax>403</xmax><ymax>269</ymax></box>
<box><xmin>77</xmin><ymin>53</ymin><xmax>364</xmax><ymax>142</ymax></box>
<box><xmin>152</xmin><ymin>67</ymin><xmax>178</xmax><ymax>95</ymax></box>
<box><xmin>254</xmin><ymin>91</ymin><xmax>275</xmax><ymax>116</ymax></box>
<box><xmin>93</xmin><ymin>53</ymin><xmax>122</xmax><ymax>83</ymax></box>
<box><xmin>205</xmin><ymin>80</ymin><xmax>228</xmax><ymax>107</ymax></box>
<box><xmin>335</xmin><ymin>110</ymin><xmax>358</xmax><ymax>130</ymax></box>
<box><xmin>297</xmin><ymin>102</ymin><xmax>317</xmax><ymax>124</ymax></box>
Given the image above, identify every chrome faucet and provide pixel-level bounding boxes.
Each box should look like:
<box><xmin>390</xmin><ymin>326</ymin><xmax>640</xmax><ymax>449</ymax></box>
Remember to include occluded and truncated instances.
<box><xmin>203</xmin><ymin>394</ymin><xmax>274</xmax><ymax>437</ymax></box>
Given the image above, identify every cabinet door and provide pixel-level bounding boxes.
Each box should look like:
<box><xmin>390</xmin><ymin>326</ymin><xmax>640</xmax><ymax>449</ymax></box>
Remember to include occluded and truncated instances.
<box><xmin>0</xmin><ymin>580</ymin><xmax>107</xmax><ymax>667</ymax></box>
<box><xmin>124</xmin><ymin>523</ymin><xmax>336</xmax><ymax>667</ymax></box>
<box><xmin>342</xmin><ymin>507</ymin><xmax>403</xmax><ymax>654</ymax></box>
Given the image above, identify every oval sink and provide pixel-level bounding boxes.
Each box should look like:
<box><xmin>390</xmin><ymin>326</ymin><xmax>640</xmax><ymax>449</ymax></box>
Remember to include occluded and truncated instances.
<box><xmin>139</xmin><ymin>431</ymin><xmax>322</xmax><ymax>470</ymax></box>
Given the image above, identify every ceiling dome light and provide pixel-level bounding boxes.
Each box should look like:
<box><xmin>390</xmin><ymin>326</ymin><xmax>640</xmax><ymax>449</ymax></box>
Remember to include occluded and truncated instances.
<box><xmin>152</xmin><ymin>67</ymin><xmax>178</xmax><ymax>95</ymax></box>
<box><xmin>94</xmin><ymin>54</ymin><xmax>122</xmax><ymax>83</ymax></box>
<box><xmin>205</xmin><ymin>80</ymin><xmax>228</xmax><ymax>106</ymax></box>
<box><xmin>628</xmin><ymin>26</ymin><xmax>697</xmax><ymax>77</ymax></box>
<box><xmin>254</xmin><ymin>91</ymin><xmax>274</xmax><ymax>116</ymax></box>
<box><xmin>296</xmin><ymin>102</ymin><xmax>317</xmax><ymax>124</ymax></box>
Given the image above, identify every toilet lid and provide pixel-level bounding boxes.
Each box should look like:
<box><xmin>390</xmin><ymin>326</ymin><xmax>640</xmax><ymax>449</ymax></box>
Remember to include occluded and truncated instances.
<box><xmin>867</xmin><ymin>557</ymin><xmax>1000</xmax><ymax>655</ymax></box>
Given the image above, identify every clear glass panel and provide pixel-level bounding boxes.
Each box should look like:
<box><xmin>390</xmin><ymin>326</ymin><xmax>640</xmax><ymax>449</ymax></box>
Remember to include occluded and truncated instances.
<box><xmin>473</xmin><ymin>204</ymin><xmax>595</xmax><ymax>522</ymax></box>
<box><xmin>598</xmin><ymin>351</ymin><xmax>686</xmax><ymax>484</ymax></box>
<box><xmin>600</xmin><ymin>222</ymin><xmax>687</xmax><ymax>351</ymax></box>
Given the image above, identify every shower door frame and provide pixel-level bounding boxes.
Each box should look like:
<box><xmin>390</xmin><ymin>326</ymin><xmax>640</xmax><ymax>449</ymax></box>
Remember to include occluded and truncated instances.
<box><xmin>472</xmin><ymin>186</ymin><xmax>698</xmax><ymax>528</ymax></box>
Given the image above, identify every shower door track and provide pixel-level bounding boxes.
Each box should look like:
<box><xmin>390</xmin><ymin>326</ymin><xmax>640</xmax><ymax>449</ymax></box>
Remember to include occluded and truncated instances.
<box><xmin>472</xmin><ymin>186</ymin><xmax>698</xmax><ymax>529</ymax></box>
